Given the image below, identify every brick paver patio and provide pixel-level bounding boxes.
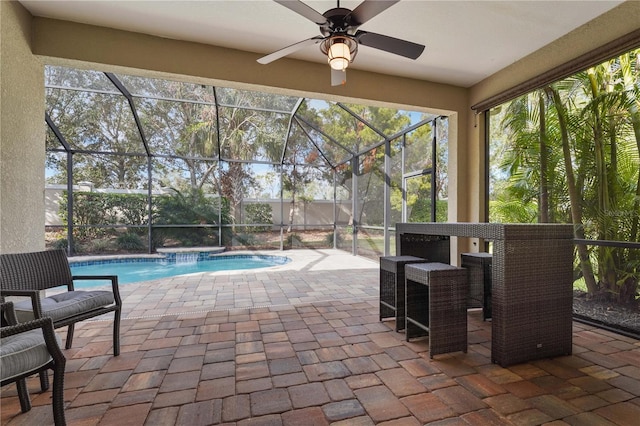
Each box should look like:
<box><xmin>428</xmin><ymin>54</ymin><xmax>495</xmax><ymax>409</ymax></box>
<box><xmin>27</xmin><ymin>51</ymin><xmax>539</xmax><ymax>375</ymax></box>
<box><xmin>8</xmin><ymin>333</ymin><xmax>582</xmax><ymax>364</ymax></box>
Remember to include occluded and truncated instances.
<box><xmin>1</xmin><ymin>249</ymin><xmax>639</xmax><ymax>425</ymax></box>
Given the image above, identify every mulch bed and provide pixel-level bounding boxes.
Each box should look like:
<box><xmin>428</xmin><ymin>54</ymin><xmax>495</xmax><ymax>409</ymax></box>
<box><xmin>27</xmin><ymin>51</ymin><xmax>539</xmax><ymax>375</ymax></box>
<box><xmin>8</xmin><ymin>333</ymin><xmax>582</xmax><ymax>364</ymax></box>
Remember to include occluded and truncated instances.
<box><xmin>573</xmin><ymin>290</ymin><xmax>640</xmax><ymax>337</ymax></box>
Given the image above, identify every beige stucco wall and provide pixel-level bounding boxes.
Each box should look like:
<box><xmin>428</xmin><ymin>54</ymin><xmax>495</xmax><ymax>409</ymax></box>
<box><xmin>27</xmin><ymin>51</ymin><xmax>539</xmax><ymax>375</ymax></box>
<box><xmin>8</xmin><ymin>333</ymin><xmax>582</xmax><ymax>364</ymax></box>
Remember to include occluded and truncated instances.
<box><xmin>0</xmin><ymin>1</ymin><xmax>45</xmax><ymax>253</ymax></box>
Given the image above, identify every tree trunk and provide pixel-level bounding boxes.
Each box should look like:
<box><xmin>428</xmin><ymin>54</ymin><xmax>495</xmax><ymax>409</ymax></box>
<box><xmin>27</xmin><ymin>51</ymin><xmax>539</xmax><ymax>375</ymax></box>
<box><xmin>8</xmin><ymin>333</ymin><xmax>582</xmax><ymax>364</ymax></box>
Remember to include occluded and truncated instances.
<box><xmin>539</xmin><ymin>94</ymin><xmax>549</xmax><ymax>223</ymax></box>
<box><xmin>287</xmin><ymin>165</ymin><xmax>297</xmax><ymax>233</ymax></box>
<box><xmin>546</xmin><ymin>86</ymin><xmax>599</xmax><ymax>295</ymax></box>
<box><xmin>287</xmin><ymin>196</ymin><xmax>295</xmax><ymax>234</ymax></box>
<box><xmin>587</xmin><ymin>70</ymin><xmax>619</xmax><ymax>298</ymax></box>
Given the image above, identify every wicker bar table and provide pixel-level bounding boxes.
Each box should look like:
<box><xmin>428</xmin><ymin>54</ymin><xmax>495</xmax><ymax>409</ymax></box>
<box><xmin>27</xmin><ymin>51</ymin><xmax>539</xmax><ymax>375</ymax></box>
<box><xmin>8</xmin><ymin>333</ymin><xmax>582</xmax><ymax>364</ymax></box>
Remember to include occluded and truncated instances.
<box><xmin>461</xmin><ymin>252</ymin><xmax>493</xmax><ymax>320</ymax></box>
<box><xmin>396</xmin><ymin>222</ymin><xmax>574</xmax><ymax>367</ymax></box>
<box><xmin>379</xmin><ymin>255</ymin><xmax>428</xmax><ymax>331</ymax></box>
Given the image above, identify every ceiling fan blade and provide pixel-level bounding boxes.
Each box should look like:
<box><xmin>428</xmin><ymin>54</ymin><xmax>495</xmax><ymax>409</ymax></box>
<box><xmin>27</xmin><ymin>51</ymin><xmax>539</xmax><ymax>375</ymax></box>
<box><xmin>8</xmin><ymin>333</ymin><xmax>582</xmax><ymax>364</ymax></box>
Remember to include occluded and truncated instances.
<box><xmin>331</xmin><ymin>68</ymin><xmax>346</xmax><ymax>86</ymax></box>
<box><xmin>356</xmin><ymin>31</ymin><xmax>425</xmax><ymax>60</ymax></box>
<box><xmin>273</xmin><ymin>0</ymin><xmax>327</xmax><ymax>25</ymax></box>
<box><xmin>257</xmin><ymin>36</ymin><xmax>324</xmax><ymax>64</ymax></box>
<box><xmin>347</xmin><ymin>0</ymin><xmax>399</xmax><ymax>26</ymax></box>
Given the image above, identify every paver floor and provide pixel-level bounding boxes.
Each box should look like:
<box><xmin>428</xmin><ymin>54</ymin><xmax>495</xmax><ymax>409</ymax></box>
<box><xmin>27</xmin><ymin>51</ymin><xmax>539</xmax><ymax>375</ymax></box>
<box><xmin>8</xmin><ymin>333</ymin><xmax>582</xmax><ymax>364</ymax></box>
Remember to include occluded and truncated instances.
<box><xmin>2</xmin><ymin>249</ymin><xmax>639</xmax><ymax>425</ymax></box>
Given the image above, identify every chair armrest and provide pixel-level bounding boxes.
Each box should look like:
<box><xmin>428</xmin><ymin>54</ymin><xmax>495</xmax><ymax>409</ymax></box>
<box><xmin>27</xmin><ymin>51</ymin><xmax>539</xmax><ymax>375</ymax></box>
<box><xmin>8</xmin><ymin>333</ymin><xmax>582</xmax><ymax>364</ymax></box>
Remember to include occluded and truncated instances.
<box><xmin>0</xmin><ymin>289</ymin><xmax>44</xmax><ymax>319</ymax></box>
<box><xmin>72</xmin><ymin>275</ymin><xmax>122</xmax><ymax>306</ymax></box>
<box><xmin>1</xmin><ymin>316</ymin><xmax>52</xmax><ymax>338</ymax></box>
<box><xmin>1</xmin><ymin>301</ymin><xmax>18</xmax><ymax>325</ymax></box>
<box><xmin>72</xmin><ymin>275</ymin><xmax>118</xmax><ymax>281</ymax></box>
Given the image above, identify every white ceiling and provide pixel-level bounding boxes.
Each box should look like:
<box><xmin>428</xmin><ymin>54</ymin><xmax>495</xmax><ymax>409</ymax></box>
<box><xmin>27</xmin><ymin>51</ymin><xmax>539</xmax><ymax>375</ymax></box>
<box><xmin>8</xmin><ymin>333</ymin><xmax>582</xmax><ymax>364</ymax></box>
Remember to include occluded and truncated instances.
<box><xmin>20</xmin><ymin>0</ymin><xmax>625</xmax><ymax>87</ymax></box>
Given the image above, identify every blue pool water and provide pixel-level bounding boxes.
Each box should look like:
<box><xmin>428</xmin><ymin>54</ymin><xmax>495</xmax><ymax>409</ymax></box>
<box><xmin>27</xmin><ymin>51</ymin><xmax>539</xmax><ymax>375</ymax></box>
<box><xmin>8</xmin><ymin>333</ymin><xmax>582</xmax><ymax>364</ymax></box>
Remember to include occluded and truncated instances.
<box><xmin>70</xmin><ymin>255</ymin><xmax>290</xmax><ymax>288</ymax></box>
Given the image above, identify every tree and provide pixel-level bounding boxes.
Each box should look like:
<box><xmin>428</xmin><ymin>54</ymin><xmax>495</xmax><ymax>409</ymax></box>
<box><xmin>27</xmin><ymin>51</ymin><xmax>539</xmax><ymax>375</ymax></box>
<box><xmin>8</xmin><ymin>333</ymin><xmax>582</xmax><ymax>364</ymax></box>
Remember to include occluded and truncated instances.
<box><xmin>46</xmin><ymin>73</ymin><xmax>148</xmax><ymax>188</ymax></box>
<box><xmin>297</xmin><ymin>103</ymin><xmax>414</xmax><ymax>227</ymax></box>
<box><xmin>492</xmin><ymin>48</ymin><xmax>640</xmax><ymax>305</ymax></box>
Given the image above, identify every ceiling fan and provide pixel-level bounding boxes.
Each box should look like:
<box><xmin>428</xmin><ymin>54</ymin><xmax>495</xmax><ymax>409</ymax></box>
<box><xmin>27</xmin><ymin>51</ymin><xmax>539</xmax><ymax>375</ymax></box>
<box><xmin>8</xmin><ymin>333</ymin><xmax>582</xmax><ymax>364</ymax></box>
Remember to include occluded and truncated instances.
<box><xmin>257</xmin><ymin>0</ymin><xmax>425</xmax><ymax>86</ymax></box>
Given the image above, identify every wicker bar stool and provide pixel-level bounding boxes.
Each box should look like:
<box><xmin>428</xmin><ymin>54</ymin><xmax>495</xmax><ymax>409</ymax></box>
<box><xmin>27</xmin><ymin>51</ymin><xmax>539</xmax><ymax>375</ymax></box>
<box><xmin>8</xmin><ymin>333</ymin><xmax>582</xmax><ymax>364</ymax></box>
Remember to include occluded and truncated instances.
<box><xmin>379</xmin><ymin>256</ymin><xmax>427</xmax><ymax>332</ymax></box>
<box><xmin>405</xmin><ymin>262</ymin><xmax>468</xmax><ymax>358</ymax></box>
<box><xmin>461</xmin><ymin>253</ymin><xmax>493</xmax><ymax>320</ymax></box>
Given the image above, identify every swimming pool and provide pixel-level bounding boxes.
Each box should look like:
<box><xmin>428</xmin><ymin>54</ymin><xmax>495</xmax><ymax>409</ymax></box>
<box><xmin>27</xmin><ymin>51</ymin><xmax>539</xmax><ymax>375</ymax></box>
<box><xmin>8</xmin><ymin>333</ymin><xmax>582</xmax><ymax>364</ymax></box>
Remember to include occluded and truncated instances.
<box><xmin>70</xmin><ymin>254</ymin><xmax>291</xmax><ymax>288</ymax></box>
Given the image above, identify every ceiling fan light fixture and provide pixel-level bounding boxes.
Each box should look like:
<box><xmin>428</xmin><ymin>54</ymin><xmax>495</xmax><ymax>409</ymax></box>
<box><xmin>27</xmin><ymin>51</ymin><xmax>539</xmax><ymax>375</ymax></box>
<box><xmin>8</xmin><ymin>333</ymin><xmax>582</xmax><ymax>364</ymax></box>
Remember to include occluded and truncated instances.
<box><xmin>321</xmin><ymin>36</ymin><xmax>357</xmax><ymax>71</ymax></box>
<box><xmin>328</xmin><ymin>42</ymin><xmax>350</xmax><ymax>70</ymax></box>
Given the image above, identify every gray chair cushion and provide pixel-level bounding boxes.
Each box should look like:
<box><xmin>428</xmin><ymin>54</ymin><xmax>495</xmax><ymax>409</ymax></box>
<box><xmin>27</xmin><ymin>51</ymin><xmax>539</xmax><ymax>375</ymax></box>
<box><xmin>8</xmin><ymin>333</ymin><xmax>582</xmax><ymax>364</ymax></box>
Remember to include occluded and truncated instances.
<box><xmin>0</xmin><ymin>329</ymin><xmax>59</xmax><ymax>381</ymax></box>
<box><xmin>13</xmin><ymin>291</ymin><xmax>115</xmax><ymax>323</ymax></box>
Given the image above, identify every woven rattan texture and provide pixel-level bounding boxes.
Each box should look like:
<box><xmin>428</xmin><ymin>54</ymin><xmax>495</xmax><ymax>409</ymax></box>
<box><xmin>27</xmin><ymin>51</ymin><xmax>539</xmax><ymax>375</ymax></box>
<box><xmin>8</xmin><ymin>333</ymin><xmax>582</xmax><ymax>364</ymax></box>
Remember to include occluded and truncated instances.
<box><xmin>1</xmin><ymin>302</ymin><xmax>66</xmax><ymax>425</ymax></box>
<box><xmin>379</xmin><ymin>256</ymin><xmax>427</xmax><ymax>332</ymax></box>
<box><xmin>0</xmin><ymin>250</ymin><xmax>73</xmax><ymax>291</ymax></box>
<box><xmin>491</xmin><ymin>238</ymin><xmax>573</xmax><ymax>366</ymax></box>
<box><xmin>396</xmin><ymin>222</ymin><xmax>574</xmax><ymax>241</ymax></box>
<box><xmin>0</xmin><ymin>249</ymin><xmax>122</xmax><ymax>357</ymax></box>
<box><xmin>461</xmin><ymin>253</ymin><xmax>492</xmax><ymax>319</ymax></box>
<box><xmin>396</xmin><ymin>223</ymin><xmax>574</xmax><ymax>366</ymax></box>
<box><xmin>404</xmin><ymin>263</ymin><xmax>468</xmax><ymax>358</ymax></box>
<box><xmin>397</xmin><ymin>234</ymin><xmax>450</xmax><ymax>263</ymax></box>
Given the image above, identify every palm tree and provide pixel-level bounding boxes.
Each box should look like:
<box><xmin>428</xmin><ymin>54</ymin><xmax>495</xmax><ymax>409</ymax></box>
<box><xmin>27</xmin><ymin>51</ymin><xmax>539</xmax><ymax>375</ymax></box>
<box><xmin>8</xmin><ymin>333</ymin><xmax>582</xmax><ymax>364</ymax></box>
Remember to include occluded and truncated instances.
<box><xmin>493</xmin><ymin>48</ymin><xmax>640</xmax><ymax>305</ymax></box>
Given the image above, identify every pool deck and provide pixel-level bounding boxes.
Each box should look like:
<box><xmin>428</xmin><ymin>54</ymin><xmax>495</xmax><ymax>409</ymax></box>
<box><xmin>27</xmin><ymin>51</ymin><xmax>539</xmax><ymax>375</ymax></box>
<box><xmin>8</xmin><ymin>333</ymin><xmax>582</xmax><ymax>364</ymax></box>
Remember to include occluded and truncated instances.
<box><xmin>3</xmin><ymin>249</ymin><xmax>640</xmax><ymax>425</ymax></box>
<box><xmin>70</xmin><ymin>249</ymin><xmax>380</xmax><ymax>319</ymax></box>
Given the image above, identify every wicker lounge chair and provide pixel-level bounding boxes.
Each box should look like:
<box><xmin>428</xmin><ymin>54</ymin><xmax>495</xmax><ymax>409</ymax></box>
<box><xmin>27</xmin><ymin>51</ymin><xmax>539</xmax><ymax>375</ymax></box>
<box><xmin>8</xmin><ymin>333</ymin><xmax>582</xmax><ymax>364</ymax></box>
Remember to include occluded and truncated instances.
<box><xmin>0</xmin><ymin>249</ymin><xmax>122</xmax><ymax>356</ymax></box>
<box><xmin>1</xmin><ymin>301</ymin><xmax>67</xmax><ymax>425</ymax></box>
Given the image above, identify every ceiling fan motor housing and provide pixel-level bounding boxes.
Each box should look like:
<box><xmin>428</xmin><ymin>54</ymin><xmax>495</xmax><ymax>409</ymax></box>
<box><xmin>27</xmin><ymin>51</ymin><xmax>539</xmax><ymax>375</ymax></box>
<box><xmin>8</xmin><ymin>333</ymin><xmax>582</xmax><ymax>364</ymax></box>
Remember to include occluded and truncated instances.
<box><xmin>320</xmin><ymin>8</ymin><xmax>359</xmax><ymax>36</ymax></box>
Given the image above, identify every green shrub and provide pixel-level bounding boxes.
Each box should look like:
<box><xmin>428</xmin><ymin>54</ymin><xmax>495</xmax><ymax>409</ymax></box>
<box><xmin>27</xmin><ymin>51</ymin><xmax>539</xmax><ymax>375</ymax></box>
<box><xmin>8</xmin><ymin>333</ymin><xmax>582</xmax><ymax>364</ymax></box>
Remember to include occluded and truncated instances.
<box><xmin>116</xmin><ymin>232</ymin><xmax>145</xmax><ymax>251</ymax></box>
<box><xmin>59</xmin><ymin>191</ymin><xmax>148</xmax><ymax>240</ymax></box>
<box><xmin>115</xmin><ymin>194</ymin><xmax>149</xmax><ymax>225</ymax></box>
<box><xmin>245</xmin><ymin>203</ymin><xmax>273</xmax><ymax>232</ymax></box>
<box><xmin>52</xmin><ymin>238</ymin><xmax>68</xmax><ymax>250</ymax></box>
<box><xmin>59</xmin><ymin>192</ymin><xmax>112</xmax><ymax>239</ymax></box>
<box><xmin>88</xmin><ymin>238</ymin><xmax>113</xmax><ymax>253</ymax></box>
<box><xmin>285</xmin><ymin>233</ymin><xmax>302</xmax><ymax>247</ymax></box>
<box><xmin>153</xmin><ymin>188</ymin><xmax>231</xmax><ymax>248</ymax></box>
<box><xmin>325</xmin><ymin>231</ymin><xmax>342</xmax><ymax>247</ymax></box>
<box><xmin>235</xmin><ymin>233</ymin><xmax>257</xmax><ymax>246</ymax></box>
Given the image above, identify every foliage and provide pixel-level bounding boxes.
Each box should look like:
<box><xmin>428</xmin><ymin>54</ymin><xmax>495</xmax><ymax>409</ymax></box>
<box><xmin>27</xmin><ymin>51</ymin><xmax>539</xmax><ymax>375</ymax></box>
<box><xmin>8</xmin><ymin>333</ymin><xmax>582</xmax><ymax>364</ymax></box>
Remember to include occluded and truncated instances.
<box><xmin>285</xmin><ymin>233</ymin><xmax>302</xmax><ymax>247</ymax></box>
<box><xmin>325</xmin><ymin>231</ymin><xmax>341</xmax><ymax>247</ymax></box>
<box><xmin>116</xmin><ymin>232</ymin><xmax>146</xmax><ymax>251</ymax></box>
<box><xmin>294</xmin><ymin>102</ymin><xmax>444</xmax><ymax>227</ymax></box>
<box><xmin>218</xmin><ymin>162</ymin><xmax>258</xmax><ymax>225</ymax></box>
<box><xmin>491</xmin><ymin>48</ymin><xmax>640</xmax><ymax>304</ymax></box>
<box><xmin>59</xmin><ymin>191</ymin><xmax>148</xmax><ymax>239</ymax></box>
<box><xmin>52</xmin><ymin>238</ymin><xmax>68</xmax><ymax>250</ymax></box>
<box><xmin>87</xmin><ymin>238</ymin><xmax>113</xmax><ymax>253</ymax></box>
<box><xmin>117</xmin><ymin>195</ymin><xmax>149</xmax><ymax>225</ymax></box>
<box><xmin>233</xmin><ymin>232</ymin><xmax>258</xmax><ymax>247</ymax></box>
<box><xmin>46</xmin><ymin>67</ymin><xmax>445</xmax><ymax>255</ymax></box>
<box><xmin>45</xmin><ymin>67</ymin><xmax>148</xmax><ymax>188</ymax></box>
<box><xmin>435</xmin><ymin>199</ymin><xmax>448</xmax><ymax>223</ymax></box>
<box><xmin>244</xmin><ymin>203</ymin><xmax>273</xmax><ymax>232</ymax></box>
<box><xmin>153</xmin><ymin>187</ymin><xmax>230</xmax><ymax>248</ymax></box>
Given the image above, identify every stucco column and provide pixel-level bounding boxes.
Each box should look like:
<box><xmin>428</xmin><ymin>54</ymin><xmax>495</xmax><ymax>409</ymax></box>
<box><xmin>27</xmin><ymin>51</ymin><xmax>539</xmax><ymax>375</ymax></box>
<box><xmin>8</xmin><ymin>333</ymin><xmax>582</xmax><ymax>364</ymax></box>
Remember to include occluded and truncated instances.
<box><xmin>1</xmin><ymin>1</ymin><xmax>45</xmax><ymax>253</ymax></box>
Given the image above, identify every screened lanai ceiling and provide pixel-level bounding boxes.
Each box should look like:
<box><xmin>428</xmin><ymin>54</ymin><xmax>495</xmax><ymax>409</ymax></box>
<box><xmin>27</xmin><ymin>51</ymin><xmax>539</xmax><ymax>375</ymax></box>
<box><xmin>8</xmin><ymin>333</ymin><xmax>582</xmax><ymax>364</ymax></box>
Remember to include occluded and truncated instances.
<box><xmin>45</xmin><ymin>66</ymin><xmax>436</xmax><ymax>170</ymax></box>
<box><xmin>22</xmin><ymin>1</ymin><xmax>626</xmax><ymax>87</ymax></box>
